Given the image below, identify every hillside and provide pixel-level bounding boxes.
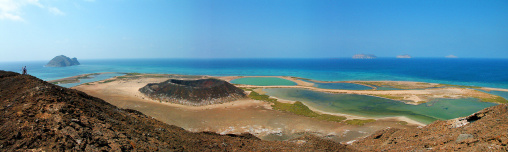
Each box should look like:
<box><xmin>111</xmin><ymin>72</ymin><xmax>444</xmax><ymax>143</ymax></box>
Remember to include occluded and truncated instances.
<box><xmin>0</xmin><ymin>71</ymin><xmax>351</xmax><ymax>151</ymax></box>
<box><xmin>352</xmin><ymin>103</ymin><xmax>508</xmax><ymax>151</ymax></box>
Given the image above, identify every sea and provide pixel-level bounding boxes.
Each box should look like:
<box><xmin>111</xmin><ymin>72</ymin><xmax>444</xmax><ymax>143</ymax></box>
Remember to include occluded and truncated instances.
<box><xmin>1</xmin><ymin>58</ymin><xmax>508</xmax><ymax>89</ymax></box>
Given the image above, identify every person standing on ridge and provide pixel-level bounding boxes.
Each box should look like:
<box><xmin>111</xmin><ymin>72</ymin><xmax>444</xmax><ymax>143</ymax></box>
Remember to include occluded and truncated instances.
<box><xmin>22</xmin><ymin>66</ymin><xmax>27</xmax><ymax>75</ymax></box>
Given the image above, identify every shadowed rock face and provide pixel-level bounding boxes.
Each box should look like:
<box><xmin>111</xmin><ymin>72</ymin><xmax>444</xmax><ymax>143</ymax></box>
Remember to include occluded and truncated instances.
<box><xmin>46</xmin><ymin>55</ymin><xmax>80</xmax><ymax>67</ymax></box>
<box><xmin>139</xmin><ymin>79</ymin><xmax>247</xmax><ymax>106</ymax></box>
<box><xmin>0</xmin><ymin>70</ymin><xmax>352</xmax><ymax>151</ymax></box>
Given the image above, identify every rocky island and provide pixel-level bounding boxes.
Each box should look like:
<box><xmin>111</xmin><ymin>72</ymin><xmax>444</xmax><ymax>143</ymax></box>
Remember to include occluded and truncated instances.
<box><xmin>139</xmin><ymin>78</ymin><xmax>247</xmax><ymax>106</ymax></box>
<box><xmin>46</xmin><ymin>55</ymin><xmax>80</xmax><ymax>67</ymax></box>
<box><xmin>352</xmin><ymin>54</ymin><xmax>377</xmax><ymax>59</ymax></box>
<box><xmin>446</xmin><ymin>55</ymin><xmax>458</xmax><ymax>58</ymax></box>
<box><xmin>396</xmin><ymin>54</ymin><xmax>412</xmax><ymax>58</ymax></box>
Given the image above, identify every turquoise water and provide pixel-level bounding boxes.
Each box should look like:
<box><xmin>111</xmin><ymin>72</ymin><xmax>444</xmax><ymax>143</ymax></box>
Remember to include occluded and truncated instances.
<box><xmin>264</xmin><ymin>88</ymin><xmax>498</xmax><ymax>124</ymax></box>
<box><xmin>479</xmin><ymin>90</ymin><xmax>508</xmax><ymax>100</ymax></box>
<box><xmin>300</xmin><ymin>79</ymin><xmax>373</xmax><ymax>90</ymax></box>
<box><xmin>57</xmin><ymin>73</ymin><xmax>125</xmax><ymax>88</ymax></box>
<box><xmin>313</xmin><ymin>83</ymin><xmax>373</xmax><ymax>90</ymax></box>
<box><xmin>230</xmin><ymin>77</ymin><xmax>297</xmax><ymax>86</ymax></box>
<box><xmin>1</xmin><ymin>58</ymin><xmax>508</xmax><ymax>89</ymax></box>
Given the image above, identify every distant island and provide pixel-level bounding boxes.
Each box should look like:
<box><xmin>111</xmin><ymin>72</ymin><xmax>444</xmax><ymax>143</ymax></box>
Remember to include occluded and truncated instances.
<box><xmin>446</xmin><ymin>55</ymin><xmax>458</xmax><ymax>58</ymax></box>
<box><xmin>353</xmin><ymin>54</ymin><xmax>377</xmax><ymax>59</ymax></box>
<box><xmin>46</xmin><ymin>55</ymin><xmax>80</xmax><ymax>67</ymax></box>
<box><xmin>396</xmin><ymin>54</ymin><xmax>412</xmax><ymax>58</ymax></box>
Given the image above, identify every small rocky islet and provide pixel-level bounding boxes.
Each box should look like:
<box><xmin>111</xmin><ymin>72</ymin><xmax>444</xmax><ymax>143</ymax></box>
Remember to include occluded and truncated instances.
<box><xmin>45</xmin><ymin>55</ymin><xmax>80</xmax><ymax>67</ymax></box>
<box><xmin>352</xmin><ymin>54</ymin><xmax>377</xmax><ymax>59</ymax></box>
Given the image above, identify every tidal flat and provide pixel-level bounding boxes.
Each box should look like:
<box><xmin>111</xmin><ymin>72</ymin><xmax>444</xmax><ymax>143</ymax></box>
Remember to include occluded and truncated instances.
<box><xmin>66</xmin><ymin>73</ymin><xmax>507</xmax><ymax>143</ymax></box>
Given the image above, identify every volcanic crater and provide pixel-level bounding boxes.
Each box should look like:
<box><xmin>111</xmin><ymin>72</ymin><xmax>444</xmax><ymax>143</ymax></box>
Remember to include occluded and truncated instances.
<box><xmin>139</xmin><ymin>78</ymin><xmax>247</xmax><ymax>106</ymax></box>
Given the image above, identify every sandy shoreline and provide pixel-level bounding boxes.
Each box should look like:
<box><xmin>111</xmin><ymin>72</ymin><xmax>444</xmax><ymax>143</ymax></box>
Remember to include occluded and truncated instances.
<box><xmin>62</xmin><ymin>73</ymin><xmax>508</xmax><ymax>142</ymax></box>
<box><xmin>48</xmin><ymin>72</ymin><xmax>120</xmax><ymax>84</ymax></box>
<box><xmin>62</xmin><ymin>73</ymin><xmax>507</xmax><ymax>124</ymax></box>
<box><xmin>71</xmin><ymin>74</ymin><xmax>422</xmax><ymax>142</ymax></box>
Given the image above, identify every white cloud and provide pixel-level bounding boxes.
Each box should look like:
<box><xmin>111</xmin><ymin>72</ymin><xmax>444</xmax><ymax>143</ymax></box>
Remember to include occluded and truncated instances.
<box><xmin>0</xmin><ymin>0</ymin><xmax>65</xmax><ymax>21</ymax></box>
<box><xmin>48</xmin><ymin>6</ymin><xmax>64</xmax><ymax>15</ymax></box>
<box><xmin>0</xmin><ymin>13</ymin><xmax>23</xmax><ymax>21</ymax></box>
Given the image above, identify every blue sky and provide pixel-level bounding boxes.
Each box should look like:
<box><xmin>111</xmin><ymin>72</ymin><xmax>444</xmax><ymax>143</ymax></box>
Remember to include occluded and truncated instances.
<box><xmin>1</xmin><ymin>0</ymin><xmax>507</xmax><ymax>61</ymax></box>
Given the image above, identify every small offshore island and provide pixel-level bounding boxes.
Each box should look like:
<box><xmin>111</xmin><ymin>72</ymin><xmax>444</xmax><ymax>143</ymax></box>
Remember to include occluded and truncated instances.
<box><xmin>45</xmin><ymin>55</ymin><xmax>80</xmax><ymax>67</ymax></box>
<box><xmin>352</xmin><ymin>54</ymin><xmax>377</xmax><ymax>59</ymax></box>
<box><xmin>48</xmin><ymin>73</ymin><xmax>507</xmax><ymax>144</ymax></box>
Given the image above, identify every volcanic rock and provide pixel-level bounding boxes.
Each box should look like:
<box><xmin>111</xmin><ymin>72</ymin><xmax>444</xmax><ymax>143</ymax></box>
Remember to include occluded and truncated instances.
<box><xmin>139</xmin><ymin>78</ymin><xmax>247</xmax><ymax>106</ymax></box>
<box><xmin>46</xmin><ymin>55</ymin><xmax>80</xmax><ymax>67</ymax></box>
<box><xmin>352</xmin><ymin>103</ymin><xmax>508</xmax><ymax>151</ymax></box>
<box><xmin>0</xmin><ymin>70</ymin><xmax>352</xmax><ymax>151</ymax></box>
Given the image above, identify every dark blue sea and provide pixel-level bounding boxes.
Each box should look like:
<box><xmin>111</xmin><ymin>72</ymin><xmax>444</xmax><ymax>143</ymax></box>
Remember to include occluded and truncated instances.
<box><xmin>1</xmin><ymin>58</ymin><xmax>507</xmax><ymax>89</ymax></box>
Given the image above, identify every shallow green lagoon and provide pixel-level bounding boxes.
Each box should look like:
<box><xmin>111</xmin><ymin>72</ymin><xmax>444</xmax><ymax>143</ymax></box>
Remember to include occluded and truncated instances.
<box><xmin>375</xmin><ymin>86</ymin><xmax>403</xmax><ymax>90</ymax></box>
<box><xmin>264</xmin><ymin>88</ymin><xmax>498</xmax><ymax>124</ymax></box>
<box><xmin>314</xmin><ymin>83</ymin><xmax>373</xmax><ymax>90</ymax></box>
<box><xmin>230</xmin><ymin>77</ymin><xmax>297</xmax><ymax>86</ymax></box>
<box><xmin>481</xmin><ymin>90</ymin><xmax>508</xmax><ymax>100</ymax></box>
<box><xmin>299</xmin><ymin>79</ymin><xmax>373</xmax><ymax>90</ymax></box>
<box><xmin>58</xmin><ymin>73</ymin><xmax>125</xmax><ymax>88</ymax></box>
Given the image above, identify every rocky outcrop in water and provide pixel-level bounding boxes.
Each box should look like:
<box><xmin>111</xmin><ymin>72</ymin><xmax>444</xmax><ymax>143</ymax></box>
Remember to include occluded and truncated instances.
<box><xmin>0</xmin><ymin>70</ymin><xmax>352</xmax><ymax>151</ymax></box>
<box><xmin>46</xmin><ymin>55</ymin><xmax>80</xmax><ymax>67</ymax></box>
<box><xmin>139</xmin><ymin>79</ymin><xmax>247</xmax><ymax>106</ymax></box>
<box><xmin>352</xmin><ymin>54</ymin><xmax>377</xmax><ymax>59</ymax></box>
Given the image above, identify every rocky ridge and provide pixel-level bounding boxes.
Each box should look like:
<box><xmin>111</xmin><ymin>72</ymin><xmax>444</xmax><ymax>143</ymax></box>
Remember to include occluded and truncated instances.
<box><xmin>0</xmin><ymin>71</ymin><xmax>351</xmax><ymax>151</ymax></box>
<box><xmin>139</xmin><ymin>78</ymin><xmax>247</xmax><ymax>106</ymax></box>
<box><xmin>352</xmin><ymin>103</ymin><xmax>508</xmax><ymax>151</ymax></box>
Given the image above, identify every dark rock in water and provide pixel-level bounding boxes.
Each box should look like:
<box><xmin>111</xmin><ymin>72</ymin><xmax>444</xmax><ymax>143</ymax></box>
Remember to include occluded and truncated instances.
<box><xmin>46</xmin><ymin>55</ymin><xmax>80</xmax><ymax>67</ymax></box>
<box><xmin>139</xmin><ymin>78</ymin><xmax>247</xmax><ymax>106</ymax></box>
<box><xmin>0</xmin><ymin>70</ymin><xmax>352</xmax><ymax>151</ymax></box>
